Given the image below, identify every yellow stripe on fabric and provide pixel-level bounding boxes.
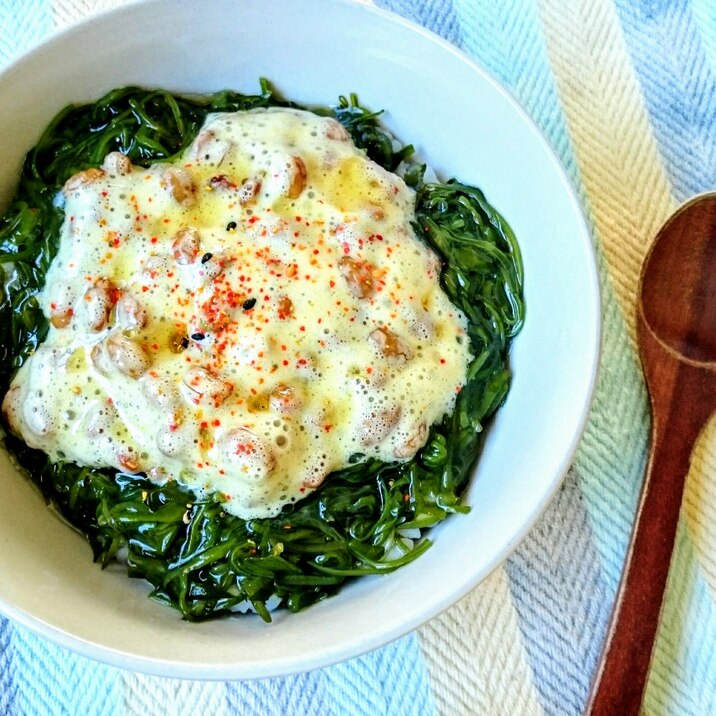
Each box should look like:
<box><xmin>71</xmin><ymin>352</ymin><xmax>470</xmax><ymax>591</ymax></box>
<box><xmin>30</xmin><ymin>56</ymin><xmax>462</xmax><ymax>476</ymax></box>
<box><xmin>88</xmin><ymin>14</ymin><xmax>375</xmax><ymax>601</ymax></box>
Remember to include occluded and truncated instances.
<box><xmin>684</xmin><ymin>420</ymin><xmax>716</xmax><ymax>601</ymax></box>
<box><xmin>538</xmin><ymin>0</ymin><xmax>675</xmax><ymax>337</ymax></box>
<box><xmin>540</xmin><ymin>1</ymin><xmax>716</xmax><ymax>709</ymax></box>
<box><xmin>417</xmin><ymin>567</ymin><xmax>544</xmax><ymax>716</ymax></box>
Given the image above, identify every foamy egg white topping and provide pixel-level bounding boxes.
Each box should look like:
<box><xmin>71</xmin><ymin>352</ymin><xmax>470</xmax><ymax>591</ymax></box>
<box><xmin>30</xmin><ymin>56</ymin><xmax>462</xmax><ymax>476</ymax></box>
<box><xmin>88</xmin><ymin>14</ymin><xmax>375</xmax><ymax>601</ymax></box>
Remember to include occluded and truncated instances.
<box><xmin>2</xmin><ymin>107</ymin><xmax>471</xmax><ymax>518</ymax></box>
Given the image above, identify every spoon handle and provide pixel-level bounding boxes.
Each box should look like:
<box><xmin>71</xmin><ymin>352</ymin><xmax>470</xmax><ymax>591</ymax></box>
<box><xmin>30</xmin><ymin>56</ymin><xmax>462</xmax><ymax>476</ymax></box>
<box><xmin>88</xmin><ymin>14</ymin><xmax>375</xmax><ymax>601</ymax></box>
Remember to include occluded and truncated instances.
<box><xmin>584</xmin><ymin>414</ymin><xmax>696</xmax><ymax>715</ymax></box>
<box><xmin>585</xmin><ymin>317</ymin><xmax>716</xmax><ymax>716</ymax></box>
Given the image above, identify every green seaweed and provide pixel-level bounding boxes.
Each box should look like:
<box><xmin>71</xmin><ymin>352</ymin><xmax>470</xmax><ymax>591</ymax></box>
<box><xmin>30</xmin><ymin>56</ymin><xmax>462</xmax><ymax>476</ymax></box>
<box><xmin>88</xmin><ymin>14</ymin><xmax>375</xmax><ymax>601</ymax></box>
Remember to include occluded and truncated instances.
<box><xmin>0</xmin><ymin>82</ymin><xmax>524</xmax><ymax>621</ymax></box>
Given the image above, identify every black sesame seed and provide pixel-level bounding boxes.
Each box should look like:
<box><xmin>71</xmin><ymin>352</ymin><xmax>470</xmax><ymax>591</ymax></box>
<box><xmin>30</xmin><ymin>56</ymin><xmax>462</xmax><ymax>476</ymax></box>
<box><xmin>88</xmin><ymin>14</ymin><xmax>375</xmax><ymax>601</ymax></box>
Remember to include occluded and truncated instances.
<box><xmin>242</xmin><ymin>297</ymin><xmax>257</xmax><ymax>311</ymax></box>
<box><xmin>191</xmin><ymin>332</ymin><xmax>205</xmax><ymax>341</ymax></box>
<box><xmin>226</xmin><ymin>221</ymin><xmax>237</xmax><ymax>231</ymax></box>
<box><xmin>201</xmin><ymin>252</ymin><xmax>213</xmax><ymax>264</ymax></box>
<box><xmin>180</xmin><ymin>337</ymin><xmax>190</xmax><ymax>349</ymax></box>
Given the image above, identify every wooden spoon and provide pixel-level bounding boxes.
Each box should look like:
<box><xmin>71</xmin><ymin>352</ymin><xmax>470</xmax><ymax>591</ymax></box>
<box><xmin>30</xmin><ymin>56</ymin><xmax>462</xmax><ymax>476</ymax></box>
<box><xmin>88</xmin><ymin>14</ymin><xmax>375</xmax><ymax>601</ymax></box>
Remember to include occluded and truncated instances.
<box><xmin>586</xmin><ymin>193</ymin><xmax>716</xmax><ymax>715</ymax></box>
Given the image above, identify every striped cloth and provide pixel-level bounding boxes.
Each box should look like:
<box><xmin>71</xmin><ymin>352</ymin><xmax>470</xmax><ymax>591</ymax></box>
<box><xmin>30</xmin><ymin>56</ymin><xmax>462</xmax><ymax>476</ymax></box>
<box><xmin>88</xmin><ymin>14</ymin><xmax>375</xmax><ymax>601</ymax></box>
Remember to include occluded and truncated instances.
<box><xmin>0</xmin><ymin>0</ymin><xmax>714</xmax><ymax>714</ymax></box>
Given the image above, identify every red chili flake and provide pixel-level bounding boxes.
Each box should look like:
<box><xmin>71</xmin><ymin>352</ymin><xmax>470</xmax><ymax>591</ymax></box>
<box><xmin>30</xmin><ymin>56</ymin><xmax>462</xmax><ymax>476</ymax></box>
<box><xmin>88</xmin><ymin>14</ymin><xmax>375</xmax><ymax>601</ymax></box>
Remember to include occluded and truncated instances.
<box><xmin>282</xmin><ymin>360</ymin><xmax>289</xmax><ymax>366</ymax></box>
<box><xmin>323</xmin><ymin>425</ymin><xmax>333</xmax><ymax>433</ymax></box>
<box><xmin>212</xmin><ymin>419</ymin><xmax>221</xmax><ymax>427</ymax></box>
<box><xmin>150</xmin><ymin>236</ymin><xmax>158</xmax><ymax>244</ymax></box>
<box><xmin>141</xmin><ymin>286</ymin><xmax>149</xmax><ymax>293</ymax></box>
<box><xmin>299</xmin><ymin>326</ymin><xmax>306</xmax><ymax>332</ymax></box>
<box><xmin>440</xmin><ymin>358</ymin><xmax>446</xmax><ymax>365</ymax></box>
<box><xmin>329</xmin><ymin>280</ymin><xmax>335</xmax><ymax>288</ymax></box>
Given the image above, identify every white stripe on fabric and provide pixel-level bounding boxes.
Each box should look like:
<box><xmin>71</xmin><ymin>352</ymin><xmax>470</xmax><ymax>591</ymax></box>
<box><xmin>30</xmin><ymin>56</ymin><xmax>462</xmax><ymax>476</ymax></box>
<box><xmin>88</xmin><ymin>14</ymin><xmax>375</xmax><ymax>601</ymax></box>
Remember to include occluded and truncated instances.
<box><xmin>418</xmin><ymin>568</ymin><xmax>543</xmax><ymax>716</ymax></box>
<box><xmin>225</xmin><ymin>671</ymin><xmax>329</xmax><ymax>716</ymax></box>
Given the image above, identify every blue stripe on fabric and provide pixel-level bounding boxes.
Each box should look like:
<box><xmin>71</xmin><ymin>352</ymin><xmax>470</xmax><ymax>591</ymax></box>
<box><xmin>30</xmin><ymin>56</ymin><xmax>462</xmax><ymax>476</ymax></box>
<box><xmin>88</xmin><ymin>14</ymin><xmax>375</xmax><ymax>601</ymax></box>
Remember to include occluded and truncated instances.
<box><xmin>0</xmin><ymin>618</ymin><xmax>17</xmax><ymax>716</ymax></box>
<box><xmin>11</xmin><ymin>626</ymin><xmax>123</xmax><ymax>716</ymax></box>
<box><xmin>614</xmin><ymin>0</ymin><xmax>716</xmax><ymax>201</ymax></box>
<box><xmin>324</xmin><ymin>633</ymin><xmax>436</xmax><ymax>716</ymax></box>
<box><xmin>226</xmin><ymin>633</ymin><xmax>435</xmax><ymax>716</ymax></box>
<box><xmin>452</xmin><ymin>0</ymin><xmax>579</xmax><ymax>180</ymax></box>
<box><xmin>505</xmin><ymin>473</ymin><xmax>612</xmax><ymax>716</ymax></box>
<box><xmin>0</xmin><ymin>0</ymin><xmax>52</xmax><ymax>66</ymax></box>
<box><xmin>374</xmin><ymin>0</ymin><xmax>464</xmax><ymax>48</ymax></box>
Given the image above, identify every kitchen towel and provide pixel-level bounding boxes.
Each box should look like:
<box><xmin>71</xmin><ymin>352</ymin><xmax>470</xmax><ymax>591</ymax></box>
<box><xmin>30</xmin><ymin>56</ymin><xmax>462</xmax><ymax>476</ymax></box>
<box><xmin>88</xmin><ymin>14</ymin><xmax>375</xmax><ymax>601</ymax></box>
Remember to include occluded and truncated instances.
<box><xmin>0</xmin><ymin>0</ymin><xmax>714</xmax><ymax>714</ymax></box>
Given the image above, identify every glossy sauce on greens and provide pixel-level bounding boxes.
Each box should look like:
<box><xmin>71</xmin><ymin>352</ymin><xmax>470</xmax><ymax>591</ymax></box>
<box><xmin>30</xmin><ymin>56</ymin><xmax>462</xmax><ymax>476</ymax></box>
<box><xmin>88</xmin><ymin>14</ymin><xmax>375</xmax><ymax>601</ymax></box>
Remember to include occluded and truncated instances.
<box><xmin>0</xmin><ymin>85</ymin><xmax>523</xmax><ymax>621</ymax></box>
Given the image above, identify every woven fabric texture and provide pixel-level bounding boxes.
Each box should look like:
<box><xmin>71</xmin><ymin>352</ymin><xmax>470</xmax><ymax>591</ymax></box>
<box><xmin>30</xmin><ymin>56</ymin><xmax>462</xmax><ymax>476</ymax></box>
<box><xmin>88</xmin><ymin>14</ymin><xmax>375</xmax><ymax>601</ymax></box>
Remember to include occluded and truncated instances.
<box><xmin>0</xmin><ymin>0</ymin><xmax>713</xmax><ymax>714</ymax></box>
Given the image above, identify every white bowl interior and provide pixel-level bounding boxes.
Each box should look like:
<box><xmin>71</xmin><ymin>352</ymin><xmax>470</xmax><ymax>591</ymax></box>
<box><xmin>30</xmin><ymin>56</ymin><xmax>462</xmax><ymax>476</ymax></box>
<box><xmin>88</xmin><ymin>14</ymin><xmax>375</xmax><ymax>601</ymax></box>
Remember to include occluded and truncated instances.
<box><xmin>0</xmin><ymin>0</ymin><xmax>600</xmax><ymax>678</ymax></box>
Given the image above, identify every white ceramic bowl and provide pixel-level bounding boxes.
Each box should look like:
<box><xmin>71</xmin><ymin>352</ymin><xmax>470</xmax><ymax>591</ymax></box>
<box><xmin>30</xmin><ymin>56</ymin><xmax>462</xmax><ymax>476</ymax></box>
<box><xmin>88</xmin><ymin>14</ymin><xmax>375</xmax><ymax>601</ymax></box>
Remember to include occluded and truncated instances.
<box><xmin>0</xmin><ymin>0</ymin><xmax>600</xmax><ymax>678</ymax></box>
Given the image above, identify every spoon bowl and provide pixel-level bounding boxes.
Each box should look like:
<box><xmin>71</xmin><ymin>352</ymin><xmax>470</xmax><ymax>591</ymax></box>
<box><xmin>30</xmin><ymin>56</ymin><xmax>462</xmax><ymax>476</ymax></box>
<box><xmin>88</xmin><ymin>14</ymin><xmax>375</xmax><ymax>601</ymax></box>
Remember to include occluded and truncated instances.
<box><xmin>587</xmin><ymin>192</ymin><xmax>716</xmax><ymax>714</ymax></box>
<box><xmin>640</xmin><ymin>194</ymin><xmax>716</xmax><ymax>364</ymax></box>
